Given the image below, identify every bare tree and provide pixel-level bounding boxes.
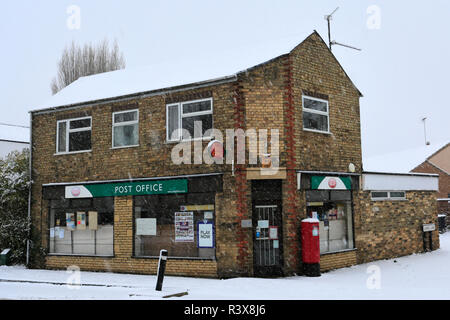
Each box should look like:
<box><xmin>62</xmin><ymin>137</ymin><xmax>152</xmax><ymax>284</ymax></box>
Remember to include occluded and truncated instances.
<box><xmin>51</xmin><ymin>39</ymin><xmax>126</xmax><ymax>95</ymax></box>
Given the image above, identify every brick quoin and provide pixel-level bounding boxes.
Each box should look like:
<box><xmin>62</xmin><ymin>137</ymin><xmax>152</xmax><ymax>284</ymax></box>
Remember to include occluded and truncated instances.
<box><xmin>283</xmin><ymin>55</ymin><xmax>299</xmax><ymax>271</ymax></box>
<box><xmin>233</xmin><ymin>81</ymin><xmax>249</xmax><ymax>271</ymax></box>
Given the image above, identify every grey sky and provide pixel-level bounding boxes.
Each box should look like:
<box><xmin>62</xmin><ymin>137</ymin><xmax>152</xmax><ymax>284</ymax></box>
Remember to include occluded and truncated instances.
<box><xmin>1</xmin><ymin>0</ymin><xmax>449</xmax><ymax>158</ymax></box>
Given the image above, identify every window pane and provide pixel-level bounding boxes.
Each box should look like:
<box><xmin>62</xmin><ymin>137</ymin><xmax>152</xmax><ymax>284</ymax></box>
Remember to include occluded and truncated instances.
<box><xmin>134</xmin><ymin>194</ymin><xmax>215</xmax><ymax>258</ymax></box>
<box><xmin>49</xmin><ymin>197</ymin><xmax>114</xmax><ymax>256</ymax></box>
<box><xmin>167</xmin><ymin>105</ymin><xmax>179</xmax><ymax>141</ymax></box>
<box><xmin>303</xmin><ymin>98</ymin><xmax>327</xmax><ymax>112</ymax></box>
<box><xmin>307</xmin><ymin>201</ymin><xmax>353</xmax><ymax>254</ymax></box>
<box><xmin>114</xmin><ymin>111</ymin><xmax>137</xmax><ymax>123</ymax></box>
<box><xmin>372</xmin><ymin>191</ymin><xmax>388</xmax><ymax>198</ymax></box>
<box><xmin>303</xmin><ymin>111</ymin><xmax>328</xmax><ymax>132</ymax></box>
<box><xmin>390</xmin><ymin>191</ymin><xmax>405</xmax><ymax>198</ymax></box>
<box><xmin>182</xmin><ymin>114</ymin><xmax>213</xmax><ymax>139</ymax></box>
<box><xmin>69</xmin><ymin>118</ymin><xmax>91</xmax><ymax>129</ymax></box>
<box><xmin>182</xmin><ymin>100</ymin><xmax>211</xmax><ymax>114</ymax></box>
<box><xmin>113</xmin><ymin>123</ymin><xmax>138</xmax><ymax>147</ymax></box>
<box><xmin>57</xmin><ymin>122</ymin><xmax>66</xmax><ymax>152</ymax></box>
<box><xmin>69</xmin><ymin>130</ymin><xmax>91</xmax><ymax>152</ymax></box>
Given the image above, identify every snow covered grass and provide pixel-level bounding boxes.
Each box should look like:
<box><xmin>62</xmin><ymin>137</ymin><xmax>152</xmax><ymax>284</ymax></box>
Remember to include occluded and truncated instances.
<box><xmin>1</xmin><ymin>232</ymin><xmax>449</xmax><ymax>300</ymax></box>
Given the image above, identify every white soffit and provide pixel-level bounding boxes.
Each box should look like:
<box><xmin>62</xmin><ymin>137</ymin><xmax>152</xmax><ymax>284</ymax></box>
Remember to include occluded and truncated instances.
<box><xmin>362</xmin><ymin>173</ymin><xmax>438</xmax><ymax>191</ymax></box>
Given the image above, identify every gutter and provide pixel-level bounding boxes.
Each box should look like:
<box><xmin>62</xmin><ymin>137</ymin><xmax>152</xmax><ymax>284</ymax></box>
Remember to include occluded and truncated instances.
<box><xmin>26</xmin><ymin>114</ymin><xmax>32</xmax><ymax>267</ymax></box>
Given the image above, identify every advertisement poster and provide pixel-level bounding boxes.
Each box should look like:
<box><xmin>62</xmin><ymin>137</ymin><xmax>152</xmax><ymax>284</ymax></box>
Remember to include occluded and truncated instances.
<box><xmin>174</xmin><ymin>212</ymin><xmax>194</xmax><ymax>242</ymax></box>
<box><xmin>77</xmin><ymin>212</ymin><xmax>86</xmax><ymax>230</ymax></box>
<box><xmin>66</xmin><ymin>213</ymin><xmax>75</xmax><ymax>230</ymax></box>
<box><xmin>197</xmin><ymin>221</ymin><xmax>214</xmax><ymax>248</ymax></box>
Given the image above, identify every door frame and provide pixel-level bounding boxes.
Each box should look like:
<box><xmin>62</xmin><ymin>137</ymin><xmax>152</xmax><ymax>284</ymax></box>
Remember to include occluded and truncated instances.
<box><xmin>252</xmin><ymin>201</ymin><xmax>284</xmax><ymax>277</ymax></box>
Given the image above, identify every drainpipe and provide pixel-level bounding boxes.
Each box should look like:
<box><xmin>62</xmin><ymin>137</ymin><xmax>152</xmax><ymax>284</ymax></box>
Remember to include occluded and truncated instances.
<box><xmin>26</xmin><ymin>113</ymin><xmax>32</xmax><ymax>267</ymax></box>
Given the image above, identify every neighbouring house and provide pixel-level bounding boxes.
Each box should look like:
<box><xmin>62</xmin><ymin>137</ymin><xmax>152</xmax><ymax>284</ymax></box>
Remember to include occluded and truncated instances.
<box><xmin>411</xmin><ymin>143</ymin><xmax>450</xmax><ymax>223</ymax></box>
<box><xmin>365</xmin><ymin>141</ymin><xmax>449</xmax><ymax>226</ymax></box>
<box><xmin>0</xmin><ymin>139</ymin><xmax>29</xmax><ymax>159</ymax></box>
<box><xmin>28</xmin><ymin>31</ymin><xmax>439</xmax><ymax>278</ymax></box>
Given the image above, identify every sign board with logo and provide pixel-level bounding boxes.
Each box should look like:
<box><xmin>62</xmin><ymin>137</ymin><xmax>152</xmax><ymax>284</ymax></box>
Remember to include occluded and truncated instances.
<box><xmin>65</xmin><ymin>179</ymin><xmax>188</xmax><ymax>198</ymax></box>
<box><xmin>197</xmin><ymin>221</ymin><xmax>214</xmax><ymax>248</ymax></box>
<box><xmin>311</xmin><ymin>176</ymin><xmax>352</xmax><ymax>190</ymax></box>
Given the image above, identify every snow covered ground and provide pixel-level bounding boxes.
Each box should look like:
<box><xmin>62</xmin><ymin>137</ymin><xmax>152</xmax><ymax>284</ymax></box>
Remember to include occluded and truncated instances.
<box><xmin>1</xmin><ymin>232</ymin><xmax>449</xmax><ymax>300</ymax></box>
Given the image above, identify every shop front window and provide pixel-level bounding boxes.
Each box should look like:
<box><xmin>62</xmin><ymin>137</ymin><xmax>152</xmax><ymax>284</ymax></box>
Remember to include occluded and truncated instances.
<box><xmin>134</xmin><ymin>192</ymin><xmax>215</xmax><ymax>259</ymax></box>
<box><xmin>306</xmin><ymin>191</ymin><xmax>354</xmax><ymax>254</ymax></box>
<box><xmin>48</xmin><ymin>197</ymin><xmax>114</xmax><ymax>256</ymax></box>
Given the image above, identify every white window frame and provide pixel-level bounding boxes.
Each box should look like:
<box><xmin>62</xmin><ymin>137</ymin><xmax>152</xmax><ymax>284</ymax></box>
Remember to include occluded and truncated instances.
<box><xmin>371</xmin><ymin>191</ymin><xmax>407</xmax><ymax>201</ymax></box>
<box><xmin>302</xmin><ymin>95</ymin><xmax>330</xmax><ymax>134</ymax></box>
<box><xmin>56</xmin><ymin>116</ymin><xmax>92</xmax><ymax>154</ymax></box>
<box><xmin>166</xmin><ymin>97</ymin><xmax>213</xmax><ymax>142</ymax></box>
<box><xmin>111</xmin><ymin>109</ymin><xmax>139</xmax><ymax>149</ymax></box>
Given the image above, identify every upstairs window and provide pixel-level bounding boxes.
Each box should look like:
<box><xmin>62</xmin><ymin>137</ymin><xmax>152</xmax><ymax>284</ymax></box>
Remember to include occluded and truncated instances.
<box><xmin>166</xmin><ymin>98</ymin><xmax>213</xmax><ymax>142</ymax></box>
<box><xmin>56</xmin><ymin>117</ymin><xmax>92</xmax><ymax>153</ymax></box>
<box><xmin>112</xmin><ymin>109</ymin><xmax>139</xmax><ymax>148</ymax></box>
<box><xmin>302</xmin><ymin>96</ymin><xmax>329</xmax><ymax>133</ymax></box>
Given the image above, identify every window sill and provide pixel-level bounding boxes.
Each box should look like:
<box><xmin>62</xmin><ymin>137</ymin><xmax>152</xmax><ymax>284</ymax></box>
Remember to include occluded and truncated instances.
<box><xmin>132</xmin><ymin>255</ymin><xmax>216</xmax><ymax>261</ymax></box>
<box><xmin>303</xmin><ymin>128</ymin><xmax>332</xmax><ymax>135</ymax></box>
<box><xmin>54</xmin><ymin>150</ymin><xmax>92</xmax><ymax>156</ymax></box>
<box><xmin>165</xmin><ymin>137</ymin><xmax>213</xmax><ymax>144</ymax></box>
<box><xmin>110</xmin><ymin>144</ymin><xmax>140</xmax><ymax>150</ymax></box>
<box><xmin>47</xmin><ymin>253</ymin><xmax>114</xmax><ymax>258</ymax></box>
<box><xmin>371</xmin><ymin>198</ymin><xmax>407</xmax><ymax>201</ymax></box>
<box><xmin>320</xmin><ymin>248</ymin><xmax>357</xmax><ymax>256</ymax></box>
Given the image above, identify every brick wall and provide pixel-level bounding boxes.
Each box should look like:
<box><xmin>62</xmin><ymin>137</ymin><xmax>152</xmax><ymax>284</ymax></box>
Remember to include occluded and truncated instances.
<box><xmin>355</xmin><ymin>191</ymin><xmax>439</xmax><ymax>264</ymax></box>
<box><xmin>289</xmin><ymin>32</ymin><xmax>362</xmax><ymax>173</ymax></box>
<box><xmin>320</xmin><ymin>251</ymin><xmax>357</xmax><ymax>272</ymax></box>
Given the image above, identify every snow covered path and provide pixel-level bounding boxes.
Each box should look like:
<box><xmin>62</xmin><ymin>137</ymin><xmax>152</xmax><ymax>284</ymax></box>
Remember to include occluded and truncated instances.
<box><xmin>1</xmin><ymin>233</ymin><xmax>449</xmax><ymax>300</ymax></box>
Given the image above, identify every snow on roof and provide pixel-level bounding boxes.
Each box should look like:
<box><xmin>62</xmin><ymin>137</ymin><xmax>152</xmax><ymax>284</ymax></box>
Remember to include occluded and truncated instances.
<box><xmin>34</xmin><ymin>31</ymin><xmax>314</xmax><ymax>111</ymax></box>
<box><xmin>363</xmin><ymin>140</ymin><xmax>449</xmax><ymax>174</ymax></box>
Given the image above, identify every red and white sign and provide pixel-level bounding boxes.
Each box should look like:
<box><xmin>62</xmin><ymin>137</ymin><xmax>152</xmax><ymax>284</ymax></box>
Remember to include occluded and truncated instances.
<box><xmin>328</xmin><ymin>178</ymin><xmax>337</xmax><ymax>189</ymax></box>
<box><xmin>207</xmin><ymin>140</ymin><xmax>224</xmax><ymax>160</ymax></box>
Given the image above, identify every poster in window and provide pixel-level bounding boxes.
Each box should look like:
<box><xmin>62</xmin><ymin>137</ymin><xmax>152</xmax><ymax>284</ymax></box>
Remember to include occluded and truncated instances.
<box><xmin>174</xmin><ymin>211</ymin><xmax>194</xmax><ymax>242</ymax></box>
<box><xmin>88</xmin><ymin>211</ymin><xmax>98</xmax><ymax>230</ymax></box>
<box><xmin>269</xmin><ymin>226</ymin><xmax>278</xmax><ymax>240</ymax></box>
<box><xmin>197</xmin><ymin>221</ymin><xmax>214</xmax><ymax>248</ymax></box>
<box><xmin>136</xmin><ymin>218</ymin><xmax>157</xmax><ymax>236</ymax></box>
<box><xmin>66</xmin><ymin>213</ymin><xmax>75</xmax><ymax>230</ymax></box>
<box><xmin>77</xmin><ymin>212</ymin><xmax>86</xmax><ymax>230</ymax></box>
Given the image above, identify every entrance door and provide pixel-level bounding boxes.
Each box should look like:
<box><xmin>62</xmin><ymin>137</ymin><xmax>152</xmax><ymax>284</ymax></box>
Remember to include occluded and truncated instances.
<box><xmin>253</xmin><ymin>205</ymin><xmax>283</xmax><ymax>276</ymax></box>
<box><xmin>251</xmin><ymin>179</ymin><xmax>283</xmax><ymax>277</ymax></box>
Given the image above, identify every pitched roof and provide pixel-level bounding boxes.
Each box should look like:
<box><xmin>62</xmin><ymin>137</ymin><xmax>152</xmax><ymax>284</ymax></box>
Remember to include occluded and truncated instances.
<box><xmin>363</xmin><ymin>140</ymin><xmax>450</xmax><ymax>174</ymax></box>
<box><xmin>31</xmin><ymin>31</ymin><xmax>361</xmax><ymax>113</ymax></box>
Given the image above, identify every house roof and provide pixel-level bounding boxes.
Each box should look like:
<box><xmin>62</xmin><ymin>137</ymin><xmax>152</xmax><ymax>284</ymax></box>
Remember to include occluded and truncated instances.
<box><xmin>31</xmin><ymin>31</ymin><xmax>361</xmax><ymax>113</ymax></box>
<box><xmin>363</xmin><ymin>140</ymin><xmax>450</xmax><ymax>174</ymax></box>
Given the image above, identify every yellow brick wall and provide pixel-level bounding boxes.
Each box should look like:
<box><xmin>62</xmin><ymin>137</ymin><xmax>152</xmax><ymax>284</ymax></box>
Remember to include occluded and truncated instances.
<box><xmin>320</xmin><ymin>250</ymin><xmax>357</xmax><ymax>272</ymax></box>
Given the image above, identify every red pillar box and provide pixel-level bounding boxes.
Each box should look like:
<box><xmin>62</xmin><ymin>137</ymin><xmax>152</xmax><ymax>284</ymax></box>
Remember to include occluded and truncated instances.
<box><xmin>301</xmin><ymin>218</ymin><xmax>321</xmax><ymax>277</ymax></box>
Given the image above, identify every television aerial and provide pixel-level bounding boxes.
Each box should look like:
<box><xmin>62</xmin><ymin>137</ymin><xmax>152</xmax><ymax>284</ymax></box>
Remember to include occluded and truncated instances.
<box><xmin>324</xmin><ymin>7</ymin><xmax>361</xmax><ymax>52</ymax></box>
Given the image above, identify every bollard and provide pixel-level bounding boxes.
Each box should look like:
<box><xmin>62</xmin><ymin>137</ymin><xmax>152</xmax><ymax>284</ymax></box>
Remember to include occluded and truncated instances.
<box><xmin>155</xmin><ymin>249</ymin><xmax>168</xmax><ymax>291</ymax></box>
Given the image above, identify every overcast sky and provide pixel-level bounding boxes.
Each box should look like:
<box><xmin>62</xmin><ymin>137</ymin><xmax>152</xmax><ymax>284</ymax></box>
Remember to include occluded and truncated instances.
<box><xmin>1</xmin><ymin>0</ymin><xmax>449</xmax><ymax>158</ymax></box>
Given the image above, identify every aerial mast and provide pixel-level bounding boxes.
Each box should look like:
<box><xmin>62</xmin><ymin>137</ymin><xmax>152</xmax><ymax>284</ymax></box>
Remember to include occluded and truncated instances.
<box><xmin>324</xmin><ymin>7</ymin><xmax>361</xmax><ymax>52</ymax></box>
